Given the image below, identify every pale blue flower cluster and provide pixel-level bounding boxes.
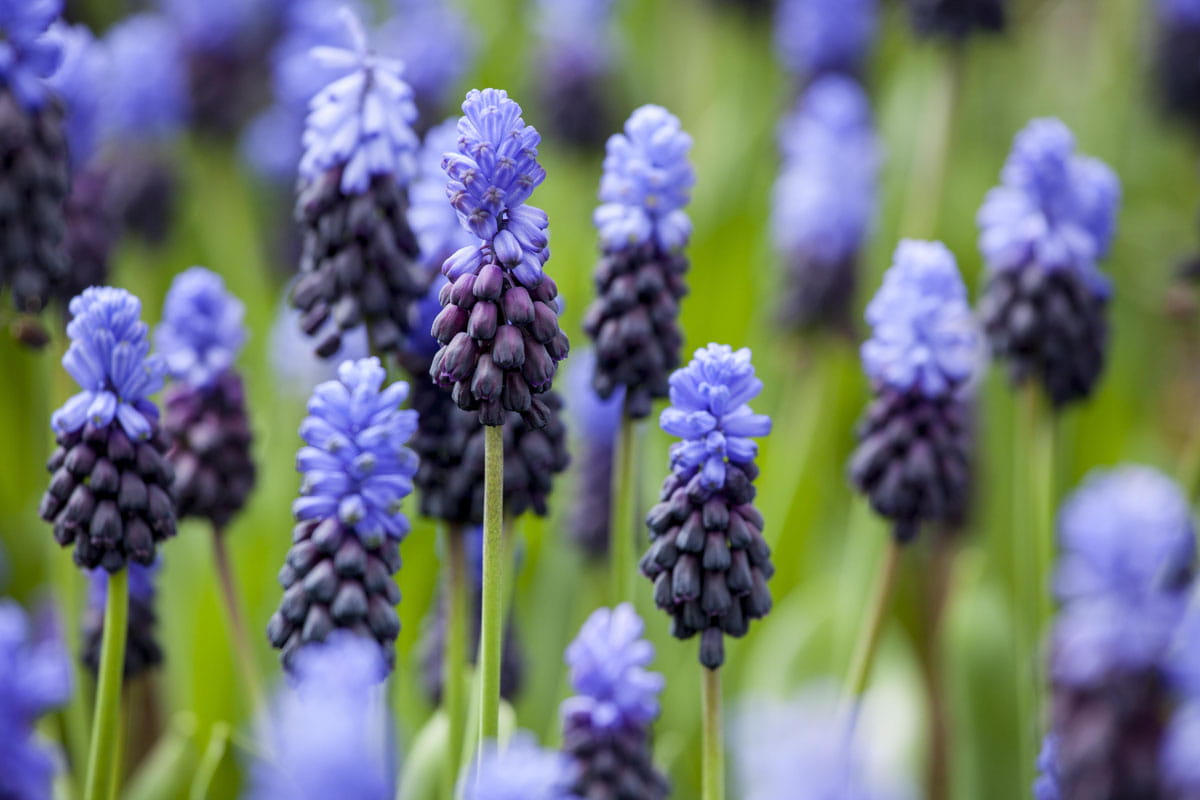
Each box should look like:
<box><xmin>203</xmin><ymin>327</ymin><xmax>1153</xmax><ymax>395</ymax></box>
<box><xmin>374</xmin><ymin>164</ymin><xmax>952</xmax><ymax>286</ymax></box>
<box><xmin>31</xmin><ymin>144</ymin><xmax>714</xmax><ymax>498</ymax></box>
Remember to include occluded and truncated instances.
<box><xmin>774</xmin><ymin>0</ymin><xmax>877</xmax><ymax>80</ymax></box>
<box><xmin>0</xmin><ymin>0</ymin><xmax>63</xmax><ymax>111</ymax></box>
<box><xmin>562</xmin><ymin>604</ymin><xmax>664</xmax><ymax>732</ymax></box>
<box><xmin>156</xmin><ymin>267</ymin><xmax>247</xmax><ymax>389</ymax></box>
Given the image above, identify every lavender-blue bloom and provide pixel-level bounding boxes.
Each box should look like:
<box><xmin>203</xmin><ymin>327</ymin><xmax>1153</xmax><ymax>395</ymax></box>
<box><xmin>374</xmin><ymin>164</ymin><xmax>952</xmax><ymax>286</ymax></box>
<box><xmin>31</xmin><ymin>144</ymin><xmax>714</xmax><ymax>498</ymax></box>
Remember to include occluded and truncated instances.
<box><xmin>660</xmin><ymin>344</ymin><xmax>772</xmax><ymax>491</ymax></box>
<box><xmin>1162</xmin><ymin>0</ymin><xmax>1200</xmax><ymax>22</ymax></box>
<box><xmin>462</xmin><ymin>733</ymin><xmax>578</xmax><ymax>800</ymax></box>
<box><xmin>159</xmin><ymin>0</ymin><xmax>281</xmax><ymax>52</ymax></box>
<box><xmin>594</xmin><ymin>105</ymin><xmax>695</xmax><ymax>252</ymax></box>
<box><xmin>1034</xmin><ymin>736</ymin><xmax>1060</xmax><ymax>800</ymax></box>
<box><xmin>102</xmin><ymin>14</ymin><xmax>187</xmax><ymax>142</ymax></box>
<box><xmin>774</xmin><ymin>0</ymin><xmax>877</xmax><ymax>80</ymax></box>
<box><xmin>156</xmin><ymin>267</ymin><xmax>247</xmax><ymax>389</ymax></box>
<box><xmin>1162</xmin><ymin>605</ymin><xmax>1200</xmax><ymax>794</ymax></box>
<box><xmin>52</xmin><ymin>287</ymin><xmax>166</xmax><ymax>442</ymax></box>
<box><xmin>269</xmin><ymin>293</ymin><xmax>369</xmax><ymax>396</ymax></box>
<box><xmin>861</xmin><ymin>240</ymin><xmax>978</xmax><ymax>398</ymax></box>
<box><xmin>535</xmin><ymin>0</ymin><xmax>616</xmax><ymax>76</ymax></box>
<box><xmin>0</xmin><ymin>600</ymin><xmax>71</xmax><ymax>800</ymax></box>
<box><xmin>46</xmin><ymin>22</ymin><xmax>106</xmax><ymax>170</ymax></box>
<box><xmin>248</xmin><ymin>633</ymin><xmax>392</xmax><ymax>800</ymax></box>
<box><xmin>563</xmin><ymin>603</ymin><xmax>663</xmax><ymax>731</ymax></box>
<box><xmin>0</xmin><ymin>0</ymin><xmax>62</xmax><ymax>111</ymax></box>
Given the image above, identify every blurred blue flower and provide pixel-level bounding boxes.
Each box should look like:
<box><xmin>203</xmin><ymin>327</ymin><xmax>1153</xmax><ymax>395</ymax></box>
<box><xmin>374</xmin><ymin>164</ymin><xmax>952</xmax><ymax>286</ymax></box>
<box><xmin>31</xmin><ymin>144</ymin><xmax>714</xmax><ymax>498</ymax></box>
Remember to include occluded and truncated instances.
<box><xmin>293</xmin><ymin>358</ymin><xmax>418</xmax><ymax>547</ymax></box>
<box><xmin>248</xmin><ymin>633</ymin><xmax>393</xmax><ymax>800</ymax></box>
<box><xmin>0</xmin><ymin>599</ymin><xmax>71</xmax><ymax>800</ymax></box>
<box><xmin>158</xmin><ymin>0</ymin><xmax>282</xmax><ymax>53</ymax></box>
<box><xmin>1033</xmin><ymin>736</ymin><xmax>1060</xmax><ymax>800</ymax></box>
<box><xmin>442</xmin><ymin>88</ymin><xmax>549</xmax><ymax>287</ymax></box>
<box><xmin>1160</xmin><ymin>0</ymin><xmax>1200</xmax><ymax>23</ymax></box>
<box><xmin>1163</xmin><ymin>602</ymin><xmax>1200</xmax><ymax>793</ymax></box>
<box><xmin>566</xmin><ymin>349</ymin><xmax>622</xmax><ymax>445</ymax></box>
<box><xmin>46</xmin><ymin>22</ymin><xmax>106</xmax><ymax>170</ymax></box>
<box><xmin>562</xmin><ymin>603</ymin><xmax>663</xmax><ymax>732</ymax></box>
<box><xmin>594</xmin><ymin>105</ymin><xmax>695</xmax><ymax>252</ymax></box>
<box><xmin>51</xmin><ymin>287</ymin><xmax>166</xmax><ymax>441</ymax></box>
<box><xmin>410</xmin><ymin>118</ymin><xmax>475</xmax><ymax>274</ymax></box>
<box><xmin>774</xmin><ymin>0</ymin><xmax>877</xmax><ymax>80</ymax></box>
<box><xmin>269</xmin><ymin>292</ymin><xmax>369</xmax><ymax>395</ymax></box>
<box><xmin>534</xmin><ymin>0</ymin><xmax>616</xmax><ymax>77</ymax></box>
<box><xmin>861</xmin><ymin>239</ymin><xmax>979</xmax><ymax>398</ymax></box>
<box><xmin>156</xmin><ymin>267</ymin><xmax>247</xmax><ymax>389</ymax></box>
<box><xmin>977</xmin><ymin>118</ymin><xmax>1120</xmax><ymax>297</ymax></box>
<box><xmin>0</xmin><ymin>0</ymin><xmax>62</xmax><ymax>111</ymax></box>
<box><xmin>462</xmin><ymin>733</ymin><xmax>578</xmax><ymax>800</ymax></box>
<box><xmin>660</xmin><ymin>343</ymin><xmax>772</xmax><ymax>490</ymax></box>
<box><xmin>379</xmin><ymin>0</ymin><xmax>476</xmax><ymax>114</ymax></box>
<box><xmin>101</xmin><ymin>13</ymin><xmax>187</xmax><ymax>142</ymax></box>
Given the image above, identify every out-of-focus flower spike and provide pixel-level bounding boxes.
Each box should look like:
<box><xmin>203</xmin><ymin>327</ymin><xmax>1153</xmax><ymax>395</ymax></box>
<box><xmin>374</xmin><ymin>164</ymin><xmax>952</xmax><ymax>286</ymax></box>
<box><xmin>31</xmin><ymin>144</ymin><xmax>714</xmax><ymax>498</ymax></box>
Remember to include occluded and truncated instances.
<box><xmin>566</xmin><ymin>351</ymin><xmax>622</xmax><ymax>559</ymax></box>
<box><xmin>461</xmin><ymin>733</ymin><xmax>578</xmax><ymax>800</ymax></box>
<box><xmin>774</xmin><ymin>0</ymin><xmax>877</xmax><ymax>82</ymax></box>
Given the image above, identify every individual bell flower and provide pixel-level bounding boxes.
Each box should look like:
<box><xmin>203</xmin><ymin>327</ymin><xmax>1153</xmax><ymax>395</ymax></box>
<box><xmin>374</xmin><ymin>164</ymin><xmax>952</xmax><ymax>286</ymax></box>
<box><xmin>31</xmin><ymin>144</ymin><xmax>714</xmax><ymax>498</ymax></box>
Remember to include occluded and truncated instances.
<box><xmin>977</xmin><ymin>118</ymin><xmax>1121</xmax><ymax>408</ymax></box>
<box><xmin>532</xmin><ymin>0</ymin><xmax>618</xmax><ymax>147</ymax></box>
<box><xmin>772</xmin><ymin>75</ymin><xmax>880</xmax><ymax>332</ymax></box>
<box><xmin>901</xmin><ymin>0</ymin><xmax>1007</xmax><ymax>39</ymax></box>
<box><xmin>640</xmin><ymin>344</ymin><xmax>773</xmax><ymax>670</ymax></box>
<box><xmin>462</xmin><ymin>733</ymin><xmax>579</xmax><ymax>800</ymax></box>
<box><xmin>584</xmin><ymin>105</ymin><xmax>694</xmax><ymax>418</ymax></box>
<box><xmin>430</xmin><ymin>87</ymin><xmax>568</xmax><ymax>428</ymax></box>
<box><xmin>1154</xmin><ymin>0</ymin><xmax>1200</xmax><ymax>133</ymax></box>
<box><xmin>566</xmin><ymin>350</ymin><xmax>623</xmax><ymax>559</ymax></box>
<box><xmin>247</xmin><ymin>633</ymin><xmax>394</xmax><ymax>800</ymax></box>
<box><xmin>849</xmin><ymin>240</ymin><xmax>978</xmax><ymax>543</ymax></box>
<box><xmin>82</xmin><ymin>560</ymin><xmax>162</xmax><ymax>680</ymax></box>
<box><xmin>774</xmin><ymin>0</ymin><xmax>877</xmax><ymax>82</ymax></box>
<box><xmin>291</xmin><ymin>8</ymin><xmax>425</xmax><ymax>361</ymax></box>
<box><xmin>560</xmin><ymin>604</ymin><xmax>669</xmax><ymax>800</ymax></box>
<box><xmin>266</xmin><ymin>358</ymin><xmax>418</xmax><ymax>671</ymax></box>
<box><xmin>0</xmin><ymin>599</ymin><xmax>72</xmax><ymax>800</ymax></box>
<box><xmin>39</xmin><ymin>288</ymin><xmax>177</xmax><ymax>572</ymax></box>
<box><xmin>157</xmin><ymin>268</ymin><xmax>257</xmax><ymax>529</ymax></box>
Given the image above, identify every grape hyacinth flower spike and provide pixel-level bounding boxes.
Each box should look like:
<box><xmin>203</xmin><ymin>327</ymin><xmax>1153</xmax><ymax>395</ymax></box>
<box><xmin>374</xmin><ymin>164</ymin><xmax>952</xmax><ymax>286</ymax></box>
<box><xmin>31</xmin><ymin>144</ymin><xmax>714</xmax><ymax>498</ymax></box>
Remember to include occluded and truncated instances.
<box><xmin>82</xmin><ymin>561</ymin><xmax>162</xmax><ymax>680</ymax></box>
<box><xmin>462</xmin><ymin>733</ymin><xmax>578</xmax><ymax>800</ymax></box>
<box><xmin>267</xmin><ymin>358</ymin><xmax>417</xmax><ymax>671</ymax></box>
<box><xmin>561</xmin><ymin>604</ymin><xmax>670</xmax><ymax>800</ymax></box>
<box><xmin>291</xmin><ymin>8</ymin><xmax>424</xmax><ymax>361</ymax></box>
<box><xmin>977</xmin><ymin>118</ymin><xmax>1120</xmax><ymax>408</ymax></box>
<box><xmin>774</xmin><ymin>0</ymin><xmax>877</xmax><ymax>84</ymax></box>
<box><xmin>902</xmin><ymin>0</ymin><xmax>1007</xmax><ymax>38</ymax></box>
<box><xmin>584</xmin><ymin>104</ymin><xmax>695</xmax><ymax>419</ymax></box>
<box><xmin>0</xmin><ymin>0</ymin><xmax>69</xmax><ymax>337</ymax></box>
<box><xmin>850</xmin><ymin>240</ymin><xmax>978</xmax><ymax>543</ymax></box>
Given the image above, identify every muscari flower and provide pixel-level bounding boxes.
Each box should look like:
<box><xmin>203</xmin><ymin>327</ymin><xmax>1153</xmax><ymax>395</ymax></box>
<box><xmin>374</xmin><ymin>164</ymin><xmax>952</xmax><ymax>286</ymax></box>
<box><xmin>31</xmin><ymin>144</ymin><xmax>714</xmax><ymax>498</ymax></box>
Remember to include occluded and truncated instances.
<box><xmin>561</xmin><ymin>604</ymin><xmax>669</xmax><ymax>800</ymax></box>
<box><xmin>82</xmin><ymin>560</ymin><xmax>162</xmax><ymax>680</ymax></box>
<box><xmin>584</xmin><ymin>105</ymin><xmax>695</xmax><ymax>419</ymax></box>
<box><xmin>39</xmin><ymin>287</ymin><xmax>177</xmax><ymax>572</ymax></box>
<box><xmin>1155</xmin><ymin>0</ymin><xmax>1200</xmax><ymax>132</ymax></box>
<box><xmin>774</xmin><ymin>0</ymin><xmax>877</xmax><ymax>82</ymax></box>
<box><xmin>0</xmin><ymin>0</ymin><xmax>62</xmax><ymax>111</ymax></box>
<box><xmin>248</xmin><ymin>633</ymin><xmax>393</xmax><ymax>800</ymax></box>
<box><xmin>431</xmin><ymin>88</ymin><xmax>568</xmax><ymax>428</ymax></box>
<box><xmin>267</xmin><ymin>358</ymin><xmax>417</xmax><ymax>671</ymax></box>
<box><xmin>1034</xmin><ymin>736</ymin><xmax>1061</xmax><ymax>800</ymax></box>
<box><xmin>157</xmin><ymin>268</ymin><xmax>257</xmax><ymax>529</ymax></box>
<box><xmin>1044</xmin><ymin>466</ymin><xmax>1195</xmax><ymax>798</ymax></box>
<box><xmin>46</xmin><ymin>21</ymin><xmax>105</xmax><ymax>172</ymax></box>
<box><xmin>462</xmin><ymin>733</ymin><xmax>578</xmax><ymax>800</ymax></box>
<box><xmin>849</xmin><ymin>240</ymin><xmax>977</xmax><ymax>543</ymax></box>
<box><xmin>901</xmin><ymin>0</ymin><xmax>1007</xmax><ymax>39</ymax></box>
<box><xmin>977</xmin><ymin>117</ymin><xmax>1120</xmax><ymax>408</ymax></box>
<box><xmin>772</xmin><ymin>75</ymin><xmax>880</xmax><ymax>331</ymax></box>
<box><xmin>567</xmin><ymin>350</ymin><xmax>623</xmax><ymax>559</ymax></box>
<box><xmin>291</xmin><ymin>8</ymin><xmax>424</xmax><ymax>360</ymax></box>
<box><xmin>641</xmin><ymin>344</ymin><xmax>773</xmax><ymax>670</ymax></box>
<box><xmin>0</xmin><ymin>599</ymin><xmax>71</xmax><ymax>800</ymax></box>
<box><xmin>269</xmin><ymin>290</ymin><xmax>369</xmax><ymax>397</ymax></box>
<box><xmin>533</xmin><ymin>0</ymin><xmax>618</xmax><ymax>147</ymax></box>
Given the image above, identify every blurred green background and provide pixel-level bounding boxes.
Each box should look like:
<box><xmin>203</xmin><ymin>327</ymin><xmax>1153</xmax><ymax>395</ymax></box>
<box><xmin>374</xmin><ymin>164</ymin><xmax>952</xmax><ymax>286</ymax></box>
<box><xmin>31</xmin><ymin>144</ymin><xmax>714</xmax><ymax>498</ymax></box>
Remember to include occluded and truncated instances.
<box><xmin>2</xmin><ymin>0</ymin><xmax>1198</xmax><ymax>797</ymax></box>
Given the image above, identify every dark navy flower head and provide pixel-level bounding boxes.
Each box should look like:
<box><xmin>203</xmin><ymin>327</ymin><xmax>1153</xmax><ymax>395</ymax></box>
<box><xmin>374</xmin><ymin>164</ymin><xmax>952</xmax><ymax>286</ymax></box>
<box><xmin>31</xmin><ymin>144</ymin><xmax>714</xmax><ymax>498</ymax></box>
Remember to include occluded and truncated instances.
<box><xmin>298</xmin><ymin>7</ymin><xmax>418</xmax><ymax>195</ymax></box>
<box><xmin>47</xmin><ymin>22</ymin><xmax>106</xmax><ymax>170</ymax></box>
<box><xmin>156</xmin><ymin>267</ymin><xmax>247</xmax><ymax>389</ymax></box>
<box><xmin>774</xmin><ymin>0</ymin><xmax>877</xmax><ymax>80</ymax></box>
<box><xmin>562</xmin><ymin>603</ymin><xmax>663</xmax><ymax>733</ymax></box>
<box><xmin>594</xmin><ymin>104</ymin><xmax>695</xmax><ymax>252</ymax></box>
<box><xmin>660</xmin><ymin>344</ymin><xmax>772</xmax><ymax>490</ymax></box>
<box><xmin>293</xmin><ymin>358</ymin><xmax>418</xmax><ymax>547</ymax></box>
<box><xmin>463</xmin><ymin>733</ymin><xmax>578</xmax><ymax>800</ymax></box>
<box><xmin>0</xmin><ymin>599</ymin><xmax>71</xmax><ymax>800</ymax></box>
<box><xmin>978</xmin><ymin>118</ymin><xmax>1120</xmax><ymax>297</ymax></box>
<box><xmin>52</xmin><ymin>287</ymin><xmax>166</xmax><ymax>441</ymax></box>
<box><xmin>861</xmin><ymin>239</ymin><xmax>979</xmax><ymax>398</ymax></box>
<box><xmin>102</xmin><ymin>13</ymin><xmax>187</xmax><ymax>143</ymax></box>
<box><xmin>0</xmin><ymin>0</ymin><xmax>62</xmax><ymax>111</ymax></box>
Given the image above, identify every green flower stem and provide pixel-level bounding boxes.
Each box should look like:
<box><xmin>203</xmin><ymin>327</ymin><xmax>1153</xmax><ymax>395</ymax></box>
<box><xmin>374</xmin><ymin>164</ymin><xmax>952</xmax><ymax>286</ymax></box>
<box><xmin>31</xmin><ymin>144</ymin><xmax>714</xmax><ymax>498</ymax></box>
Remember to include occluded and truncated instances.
<box><xmin>701</xmin><ymin>667</ymin><xmax>724</xmax><ymax>800</ymax></box>
<box><xmin>442</xmin><ymin>524</ymin><xmax>468</xmax><ymax>799</ymax></box>
<box><xmin>211</xmin><ymin>526</ymin><xmax>264</xmax><ymax>714</ymax></box>
<box><xmin>611</xmin><ymin>417</ymin><xmax>637</xmax><ymax>604</ymax></box>
<box><xmin>844</xmin><ymin>537</ymin><xmax>902</xmax><ymax>701</ymax></box>
<box><xmin>84</xmin><ymin>567</ymin><xmax>128</xmax><ymax>800</ymax></box>
<box><xmin>477</xmin><ymin>425</ymin><xmax>504</xmax><ymax>760</ymax></box>
<box><xmin>899</xmin><ymin>45</ymin><xmax>963</xmax><ymax>239</ymax></box>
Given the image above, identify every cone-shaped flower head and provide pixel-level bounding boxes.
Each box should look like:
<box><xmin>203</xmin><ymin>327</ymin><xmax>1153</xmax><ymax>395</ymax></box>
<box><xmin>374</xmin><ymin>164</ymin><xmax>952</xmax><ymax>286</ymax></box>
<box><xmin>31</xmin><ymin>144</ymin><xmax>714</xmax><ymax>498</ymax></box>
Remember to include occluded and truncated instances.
<box><xmin>862</xmin><ymin>239</ymin><xmax>978</xmax><ymax>398</ymax></box>
<box><xmin>52</xmin><ymin>287</ymin><xmax>166</xmax><ymax>442</ymax></box>
<box><xmin>432</xmin><ymin>88</ymin><xmax>567</xmax><ymax>427</ymax></box>
<box><xmin>595</xmin><ymin>105</ymin><xmax>695</xmax><ymax>253</ymax></box>
<box><xmin>102</xmin><ymin>14</ymin><xmax>187</xmax><ymax>143</ymax></box>
<box><xmin>0</xmin><ymin>0</ymin><xmax>62</xmax><ymax>111</ymax></box>
<box><xmin>83</xmin><ymin>560</ymin><xmax>162</xmax><ymax>679</ymax></box>
<box><xmin>47</xmin><ymin>21</ymin><xmax>106</xmax><ymax>171</ymax></box>
<box><xmin>902</xmin><ymin>0</ymin><xmax>1007</xmax><ymax>39</ymax></box>
<box><xmin>773</xmin><ymin>75</ymin><xmax>880</xmax><ymax>331</ymax></box>
<box><xmin>566</xmin><ymin>350</ymin><xmax>622</xmax><ymax>558</ymax></box>
<box><xmin>249</xmin><ymin>633</ymin><xmax>393</xmax><ymax>800</ymax></box>
<box><xmin>0</xmin><ymin>600</ymin><xmax>71</xmax><ymax>800</ymax></box>
<box><xmin>462</xmin><ymin>733</ymin><xmax>578</xmax><ymax>800</ymax></box>
<box><xmin>774</xmin><ymin>0</ymin><xmax>877</xmax><ymax>81</ymax></box>
<box><xmin>157</xmin><ymin>267</ymin><xmax>247</xmax><ymax>389</ymax></box>
<box><xmin>298</xmin><ymin>8</ymin><xmax>418</xmax><ymax>196</ymax></box>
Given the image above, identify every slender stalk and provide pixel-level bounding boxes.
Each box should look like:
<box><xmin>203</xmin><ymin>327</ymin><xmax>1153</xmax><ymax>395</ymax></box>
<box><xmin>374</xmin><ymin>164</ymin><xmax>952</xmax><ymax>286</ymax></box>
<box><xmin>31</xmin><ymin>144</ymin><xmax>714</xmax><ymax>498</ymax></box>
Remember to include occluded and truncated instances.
<box><xmin>442</xmin><ymin>524</ymin><xmax>468</xmax><ymax>800</ymax></box>
<box><xmin>844</xmin><ymin>538</ymin><xmax>902</xmax><ymax>701</ymax></box>
<box><xmin>610</xmin><ymin>417</ymin><xmax>637</xmax><ymax>604</ymax></box>
<box><xmin>921</xmin><ymin>530</ymin><xmax>955</xmax><ymax>800</ymax></box>
<box><xmin>899</xmin><ymin>45</ymin><xmax>964</xmax><ymax>239</ymax></box>
<box><xmin>211</xmin><ymin>527</ymin><xmax>264</xmax><ymax>712</ymax></box>
<box><xmin>701</xmin><ymin>667</ymin><xmax>724</xmax><ymax>800</ymax></box>
<box><xmin>84</xmin><ymin>568</ymin><xmax>128</xmax><ymax>800</ymax></box>
<box><xmin>477</xmin><ymin>425</ymin><xmax>504</xmax><ymax>759</ymax></box>
<box><xmin>1026</xmin><ymin>389</ymin><xmax>1056</xmax><ymax>627</ymax></box>
<box><xmin>107</xmin><ymin>693</ymin><xmax>129</xmax><ymax>799</ymax></box>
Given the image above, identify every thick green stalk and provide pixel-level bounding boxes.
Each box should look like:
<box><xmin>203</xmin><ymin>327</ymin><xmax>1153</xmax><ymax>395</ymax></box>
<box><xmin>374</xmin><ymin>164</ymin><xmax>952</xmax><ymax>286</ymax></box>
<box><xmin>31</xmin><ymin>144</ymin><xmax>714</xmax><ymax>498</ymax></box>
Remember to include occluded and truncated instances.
<box><xmin>701</xmin><ymin>667</ymin><xmax>724</xmax><ymax>800</ymax></box>
<box><xmin>477</xmin><ymin>425</ymin><xmax>504</xmax><ymax>758</ymax></box>
<box><xmin>84</xmin><ymin>568</ymin><xmax>129</xmax><ymax>800</ymax></box>
<box><xmin>442</xmin><ymin>524</ymin><xmax>468</xmax><ymax>799</ymax></box>
<box><xmin>211</xmin><ymin>527</ymin><xmax>264</xmax><ymax>713</ymax></box>
<box><xmin>844</xmin><ymin>538</ymin><xmax>902</xmax><ymax>701</ymax></box>
<box><xmin>610</xmin><ymin>417</ymin><xmax>637</xmax><ymax>604</ymax></box>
